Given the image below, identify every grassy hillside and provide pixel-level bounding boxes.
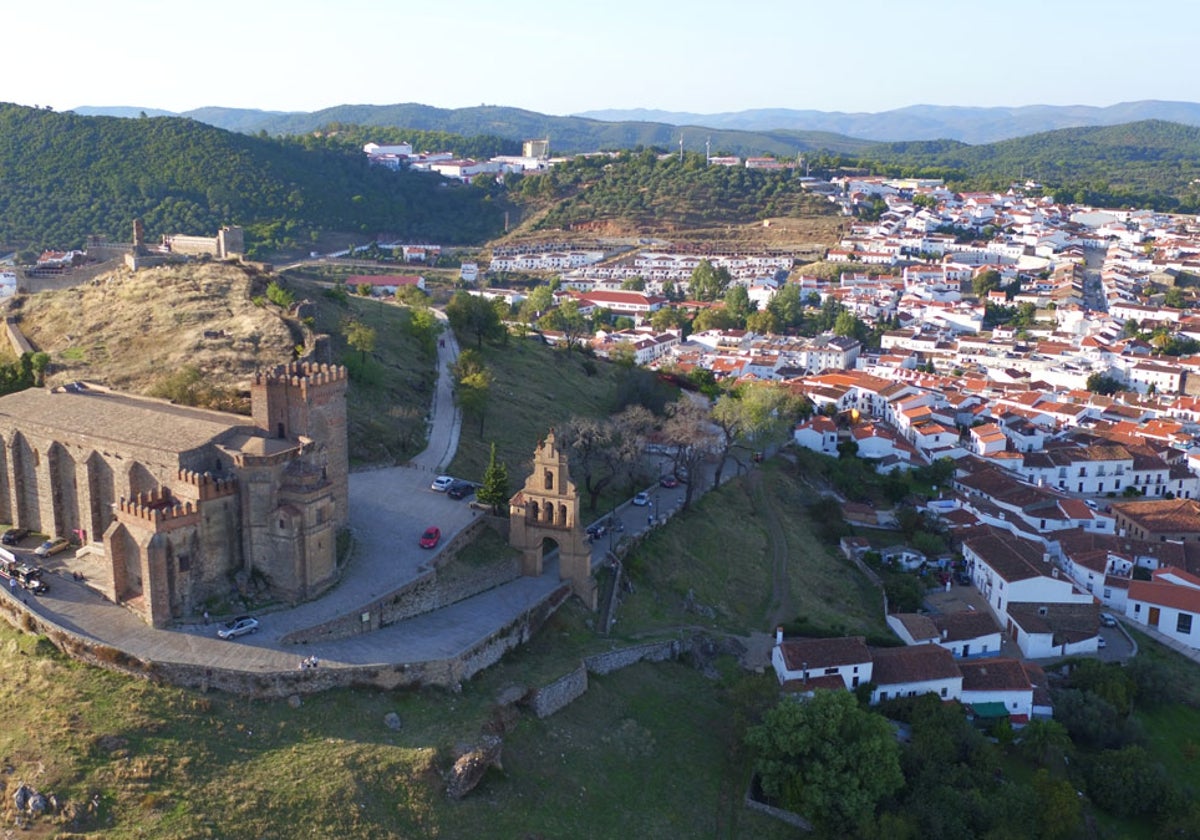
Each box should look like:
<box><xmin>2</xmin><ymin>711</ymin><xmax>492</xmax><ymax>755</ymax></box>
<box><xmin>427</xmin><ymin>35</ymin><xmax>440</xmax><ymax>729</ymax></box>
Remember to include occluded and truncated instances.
<box><xmin>13</xmin><ymin>266</ymin><xmax>439</xmax><ymax>464</ymax></box>
<box><xmin>0</xmin><ymin>469</ymin><xmax>849</xmax><ymax>838</ymax></box>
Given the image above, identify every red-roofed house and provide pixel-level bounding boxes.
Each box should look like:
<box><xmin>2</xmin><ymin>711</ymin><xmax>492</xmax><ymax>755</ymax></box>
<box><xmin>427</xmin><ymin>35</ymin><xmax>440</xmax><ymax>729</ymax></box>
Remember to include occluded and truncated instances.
<box><xmin>793</xmin><ymin>415</ymin><xmax>839</xmax><ymax>456</ymax></box>
<box><xmin>1126</xmin><ymin>567</ymin><xmax>1200</xmax><ymax>648</ymax></box>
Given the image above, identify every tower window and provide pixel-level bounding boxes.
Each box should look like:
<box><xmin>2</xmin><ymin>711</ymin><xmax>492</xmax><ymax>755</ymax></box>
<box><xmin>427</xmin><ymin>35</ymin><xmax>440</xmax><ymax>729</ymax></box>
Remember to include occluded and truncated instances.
<box><xmin>544</xmin><ymin>469</ymin><xmax>553</xmax><ymax>491</ymax></box>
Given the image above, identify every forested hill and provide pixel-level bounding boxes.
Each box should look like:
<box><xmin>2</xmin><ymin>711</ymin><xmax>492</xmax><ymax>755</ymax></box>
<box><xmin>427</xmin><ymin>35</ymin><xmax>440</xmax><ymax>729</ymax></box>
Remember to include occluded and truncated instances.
<box><xmin>83</xmin><ymin>103</ymin><xmax>881</xmax><ymax>159</ymax></box>
<box><xmin>0</xmin><ymin>104</ymin><xmax>505</xmax><ymax>253</ymax></box>
<box><xmin>862</xmin><ymin>120</ymin><xmax>1200</xmax><ymax>211</ymax></box>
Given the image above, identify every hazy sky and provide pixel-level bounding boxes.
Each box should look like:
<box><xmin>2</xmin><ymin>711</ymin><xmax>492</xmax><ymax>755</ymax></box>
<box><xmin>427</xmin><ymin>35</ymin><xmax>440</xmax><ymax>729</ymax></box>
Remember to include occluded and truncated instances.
<box><xmin>7</xmin><ymin>0</ymin><xmax>1198</xmax><ymax>116</ymax></box>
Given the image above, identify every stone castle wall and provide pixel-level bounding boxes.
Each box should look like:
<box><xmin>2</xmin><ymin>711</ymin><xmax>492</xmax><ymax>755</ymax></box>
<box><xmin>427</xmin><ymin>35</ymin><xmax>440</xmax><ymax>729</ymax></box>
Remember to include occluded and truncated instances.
<box><xmin>0</xmin><ymin>579</ymin><xmax>571</xmax><ymax>697</ymax></box>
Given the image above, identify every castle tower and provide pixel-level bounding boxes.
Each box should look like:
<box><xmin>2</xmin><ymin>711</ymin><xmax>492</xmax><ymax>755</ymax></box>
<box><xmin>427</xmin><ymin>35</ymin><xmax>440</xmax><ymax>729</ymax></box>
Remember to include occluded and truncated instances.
<box><xmin>251</xmin><ymin>362</ymin><xmax>349</xmax><ymax>528</ymax></box>
<box><xmin>508</xmin><ymin>430</ymin><xmax>596</xmax><ymax>608</ymax></box>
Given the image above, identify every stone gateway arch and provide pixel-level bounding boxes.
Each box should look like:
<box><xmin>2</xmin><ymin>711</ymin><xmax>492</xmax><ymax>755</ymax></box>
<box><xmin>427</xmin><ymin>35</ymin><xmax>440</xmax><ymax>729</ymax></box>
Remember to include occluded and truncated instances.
<box><xmin>508</xmin><ymin>431</ymin><xmax>597</xmax><ymax>609</ymax></box>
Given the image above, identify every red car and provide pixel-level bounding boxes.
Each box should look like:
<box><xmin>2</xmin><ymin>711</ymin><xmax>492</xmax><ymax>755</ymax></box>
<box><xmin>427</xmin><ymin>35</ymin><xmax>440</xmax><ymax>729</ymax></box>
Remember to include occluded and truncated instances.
<box><xmin>419</xmin><ymin>527</ymin><xmax>441</xmax><ymax>549</ymax></box>
<box><xmin>659</xmin><ymin>475</ymin><xmax>679</xmax><ymax>488</ymax></box>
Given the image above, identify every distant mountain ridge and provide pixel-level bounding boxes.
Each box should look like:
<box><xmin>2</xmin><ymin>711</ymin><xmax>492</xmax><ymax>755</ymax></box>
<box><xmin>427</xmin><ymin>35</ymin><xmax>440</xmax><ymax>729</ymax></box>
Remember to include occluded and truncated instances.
<box><xmin>576</xmin><ymin>101</ymin><xmax>1200</xmax><ymax>144</ymax></box>
<box><xmin>74</xmin><ymin>99</ymin><xmax>1200</xmax><ymax>146</ymax></box>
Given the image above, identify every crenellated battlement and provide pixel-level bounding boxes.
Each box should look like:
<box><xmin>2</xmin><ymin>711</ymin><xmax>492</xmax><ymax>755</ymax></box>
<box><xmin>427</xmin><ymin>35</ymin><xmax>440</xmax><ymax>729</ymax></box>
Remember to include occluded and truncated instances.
<box><xmin>253</xmin><ymin>362</ymin><xmax>348</xmax><ymax>394</ymax></box>
<box><xmin>117</xmin><ymin>488</ymin><xmax>199</xmax><ymax>527</ymax></box>
<box><xmin>176</xmin><ymin>469</ymin><xmax>238</xmax><ymax>500</ymax></box>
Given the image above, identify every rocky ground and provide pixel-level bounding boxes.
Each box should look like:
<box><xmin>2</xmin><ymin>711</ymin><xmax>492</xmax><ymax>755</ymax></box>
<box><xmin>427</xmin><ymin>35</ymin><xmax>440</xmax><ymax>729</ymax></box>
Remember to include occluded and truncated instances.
<box><xmin>9</xmin><ymin>261</ymin><xmax>300</xmax><ymax>411</ymax></box>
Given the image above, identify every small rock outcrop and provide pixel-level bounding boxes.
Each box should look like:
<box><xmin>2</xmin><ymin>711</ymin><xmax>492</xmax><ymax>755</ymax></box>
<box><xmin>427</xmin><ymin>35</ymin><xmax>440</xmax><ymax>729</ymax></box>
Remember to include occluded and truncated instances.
<box><xmin>446</xmin><ymin>735</ymin><xmax>503</xmax><ymax>799</ymax></box>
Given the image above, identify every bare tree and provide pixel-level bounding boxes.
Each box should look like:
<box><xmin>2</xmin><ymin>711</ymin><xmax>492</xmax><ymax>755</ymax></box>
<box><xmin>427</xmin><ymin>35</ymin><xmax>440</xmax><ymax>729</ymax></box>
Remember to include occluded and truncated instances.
<box><xmin>662</xmin><ymin>397</ymin><xmax>720</xmax><ymax>510</ymax></box>
<box><xmin>560</xmin><ymin>406</ymin><xmax>652</xmax><ymax>511</ymax></box>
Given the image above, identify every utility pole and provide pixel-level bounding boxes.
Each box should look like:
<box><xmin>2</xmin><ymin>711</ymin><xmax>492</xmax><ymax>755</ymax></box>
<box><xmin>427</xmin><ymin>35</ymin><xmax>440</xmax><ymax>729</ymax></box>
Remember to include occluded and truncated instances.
<box><xmin>679</xmin><ymin>133</ymin><xmax>684</xmax><ymax>162</ymax></box>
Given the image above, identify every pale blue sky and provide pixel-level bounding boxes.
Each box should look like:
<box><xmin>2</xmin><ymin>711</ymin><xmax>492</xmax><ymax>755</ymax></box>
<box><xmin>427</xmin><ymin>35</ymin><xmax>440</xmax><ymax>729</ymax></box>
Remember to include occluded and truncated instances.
<box><xmin>7</xmin><ymin>0</ymin><xmax>1198</xmax><ymax>116</ymax></box>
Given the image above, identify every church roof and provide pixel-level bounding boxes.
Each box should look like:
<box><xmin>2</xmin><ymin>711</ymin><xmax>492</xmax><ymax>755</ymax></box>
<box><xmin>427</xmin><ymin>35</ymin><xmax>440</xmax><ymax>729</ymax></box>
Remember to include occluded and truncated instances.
<box><xmin>0</xmin><ymin>385</ymin><xmax>249</xmax><ymax>455</ymax></box>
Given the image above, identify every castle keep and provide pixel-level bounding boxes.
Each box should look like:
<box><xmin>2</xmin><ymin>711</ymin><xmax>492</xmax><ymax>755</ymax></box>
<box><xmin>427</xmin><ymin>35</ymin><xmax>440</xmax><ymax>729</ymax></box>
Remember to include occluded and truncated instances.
<box><xmin>0</xmin><ymin>362</ymin><xmax>348</xmax><ymax>627</ymax></box>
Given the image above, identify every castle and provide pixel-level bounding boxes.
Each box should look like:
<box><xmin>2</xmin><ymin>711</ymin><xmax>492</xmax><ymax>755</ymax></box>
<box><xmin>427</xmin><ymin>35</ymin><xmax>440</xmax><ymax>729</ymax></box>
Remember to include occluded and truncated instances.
<box><xmin>0</xmin><ymin>362</ymin><xmax>348</xmax><ymax>627</ymax></box>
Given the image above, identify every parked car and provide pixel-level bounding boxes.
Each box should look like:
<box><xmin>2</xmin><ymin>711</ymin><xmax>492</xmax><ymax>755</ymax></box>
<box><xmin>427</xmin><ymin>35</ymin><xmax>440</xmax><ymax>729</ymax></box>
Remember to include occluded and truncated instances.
<box><xmin>419</xmin><ymin>527</ymin><xmax>441</xmax><ymax>549</ymax></box>
<box><xmin>431</xmin><ymin>475</ymin><xmax>454</xmax><ymax>492</ymax></box>
<box><xmin>659</xmin><ymin>475</ymin><xmax>679</xmax><ymax>489</ymax></box>
<box><xmin>447</xmin><ymin>480</ymin><xmax>474</xmax><ymax>500</ymax></box>
<box><xmin>2</xmin><ymin>528</ymin><xmax>29</xmax><ymax>546</ymax></box>
<box><xmin>34</xmin><ymin>537</ymin><xmax>70</xmax><ymax>558</ymax></box>
<box><xmin>632</xmin><ymin>492</ymin><xmax>650</xmax><ymax>506</ymax></box>
<box><xmin>1097</xmin><ymin>635</ymin><xmax>1108</xmax><ymax>649</ymax></box>
<box><xmin>1100</xmin><ymin>612</ymin><xmax>1118</xmax><ymax>627</ymax></box>
<box><xmin>217</xmin><ymin>616</ymin><xmax>259</xmax><ymax>639</ymax></box>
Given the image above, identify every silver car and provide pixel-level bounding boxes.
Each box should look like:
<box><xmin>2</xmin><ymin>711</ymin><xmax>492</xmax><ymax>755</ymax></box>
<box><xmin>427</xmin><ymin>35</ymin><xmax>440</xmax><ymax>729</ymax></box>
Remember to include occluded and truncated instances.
<box><xmin>217</xmin><ymin>616</ymin><xmax>259</xmax><ymax>639</ymax></box>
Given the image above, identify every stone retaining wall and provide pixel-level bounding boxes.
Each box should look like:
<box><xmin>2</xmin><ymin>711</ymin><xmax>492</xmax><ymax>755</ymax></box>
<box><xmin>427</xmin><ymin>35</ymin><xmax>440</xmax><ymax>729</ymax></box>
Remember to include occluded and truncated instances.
<box><xmin>0</xmin><ymin>579</ymin><xmax>571</xmax><ymax>698</ymax></box>
<box><xmin>584</xmin><ymin>640</ymin><xmax>681</xmax><ymax>675</ymax></box>
<box><xmin>529</xmin><ymin>663</ymin><xmax>588</xmax><ymax>718</ymax></box>
<box><xmin>281</xmin><ymin>518</ymin><xmax>519</xmax><ymax>645</ymax></box>
<box><xmin>4</xmin><ymin>318</ymin><xmax>32</xmax><ymax>356</ymax></box>
<box><xmin>523</xmin><ymin>638</ymin><xmax>684</xmax><ymax>719</ymax></box>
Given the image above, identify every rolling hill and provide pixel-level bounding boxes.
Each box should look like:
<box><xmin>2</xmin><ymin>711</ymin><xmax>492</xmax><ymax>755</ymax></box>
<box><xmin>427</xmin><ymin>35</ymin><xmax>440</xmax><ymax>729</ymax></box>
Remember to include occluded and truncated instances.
<box><xmin>76</xmin><ymin>99</ymin><xmax>1200</xmax><ymax>147</ymax></box>
<box><xmin>0</xmin><ymin>103</ymin><xmax>504</xmax><ymax>251</ymax></box>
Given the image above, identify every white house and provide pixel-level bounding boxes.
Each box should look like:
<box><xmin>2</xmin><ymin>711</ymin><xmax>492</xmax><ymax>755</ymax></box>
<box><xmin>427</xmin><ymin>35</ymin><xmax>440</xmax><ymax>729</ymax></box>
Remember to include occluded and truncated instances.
<box><xmin>870</xmin><ymin>645</ymin><xmax>963</xmax><ymax>704</ymax></box>
<box><xmin>1126</xmin><ymin>568</ymin><xmax>1200</xmax><ymax>648</ymax></box>
<box><xmin>771</xmin><ymin>633</ymin><xmax>873</xmax><ymax>691</ymax></box>
<box><xmin>793</xmin><ymin>415</ymin><xmax>840</xmax><ymax>456</ymax></box>
<box><xmin>964</xmin><ymin>529</ymin><xmax>1094</xmax><ymax>626</ymax></box>
<box><xmin>958</xmin><ymin>658</ymin><xmax>1035</xmax><ymax>721</ymax></box>
<box><xmin>1005</xmin><ymin>602</ymin><xmax>1101</xmax><ymax>658</ymax></box>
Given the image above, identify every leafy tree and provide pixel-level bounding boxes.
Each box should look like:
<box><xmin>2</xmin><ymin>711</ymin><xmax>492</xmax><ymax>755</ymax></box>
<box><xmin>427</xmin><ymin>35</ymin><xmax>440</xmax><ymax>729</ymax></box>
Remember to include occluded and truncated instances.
<box><xmin>519</xmin><ymin>284</ymin><xmax>555</xmax><ymax>323</ymax></box>
<box><xmin>746</xmin><ymin>691</ymin><xmax>903</xmax><ymax>833</ymax></box>
<box><xmin>620</xmin><ymin>276</ymin><xmax>645</xmax><ymax>291</ymax></box>
<box><xmin>971</xmin><ymin>269</ymin><xmax>1003</xmax><ymax>298</ymax></box>
<box><xmin>1084</xmin><ymin>746</ymin><xmax>1166</xmax><ymax>819</ymax></box>
<box><xmin>691</xmin><ymin>307</ymin><xmax>739</xmax><ymax>332</ymax></box>
<box><xmin>767</xmin><ymin>284</ymin><xmax>805</xmax><ymax>331</ymax></box>
<box><xmin>745</xmin><ymin>308</ymin><xmax>779</xmax><ymax>335</ymax></box>
<box><xmin>1086</xmin><ymin>372</ymin><xmax>1124</xmax><ymax>396</ymax></box>
<box><xmin>538</xmin><ymin>299</ymin><xmax>589</xmax><ymax>351</ymax></box>
<box><xmin>452</xmin><ymin>349</ymin><xmax>492</xmax><ymax>437</ymax></box>
<box><xmin>689</xmin><ymin>259</ymin><xmax>732</xmax><ymax>302</ymax></box>
<box><xmin>710</xmin><ymin>382</ymin><xmax>796</xmax><ymax>488</ymax></box>
<box><xmin>1164</xmin><ymin>286</ymin><xmax>1186</xmax><ymax>308</ymax></box>
<box><xmin>446</xmin><ymin>290</ymin><xmax>504</xmax><ymax>348</ymax></box>
<box><xmin>476</xmin><ymin>442</ymin><xmax>510</xmax><ymax>514</ymax></box>
<box><xmin>833</xmin><ymin>310</ymin><xmax>867</xmax><ymax>341</ymax></box>
<box><xmin>723</xmin><ymin>284</ymin><xmax>753</xmax><ymax>324</ymax></box>
<box><xmin>342</xmin><ymin>319</ymin><xmax>376</xmax><ymax>364</ymax></box>
<box><xmin>29</xmin><ymin>351</ymin><xmax>50</xmax><ymax>386</ymax></box>
<box><xmin>649</xmin><ymin>306</ymin><xmax>689</xmax><ymax>334</ymax></box>
<box><xmin>1016</xmin><ymin>719</ymin><xmax>1072</xmax><ymax>768</ymax></box>
<box><xmin>1032</xmin><ymin>769</ymin><xmax>1083</xmax><ymax>840</ymax></box>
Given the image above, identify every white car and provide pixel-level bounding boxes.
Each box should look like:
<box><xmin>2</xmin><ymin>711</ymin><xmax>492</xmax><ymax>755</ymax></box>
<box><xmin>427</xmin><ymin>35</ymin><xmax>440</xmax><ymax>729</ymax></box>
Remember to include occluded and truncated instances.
<box><xmin>632</xmin><ymin>492</ymin><xmax>650</xmax><ymax>506</ymax></box>
<box><xmin>217</xmin><ymin>616</ymin><xmax>260</xmax><ymax>640</ymax></box>
<box><xmin>431</xmin><ymin>475</ymin><xmax>454</xmax><ymax>492</ymax></box>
